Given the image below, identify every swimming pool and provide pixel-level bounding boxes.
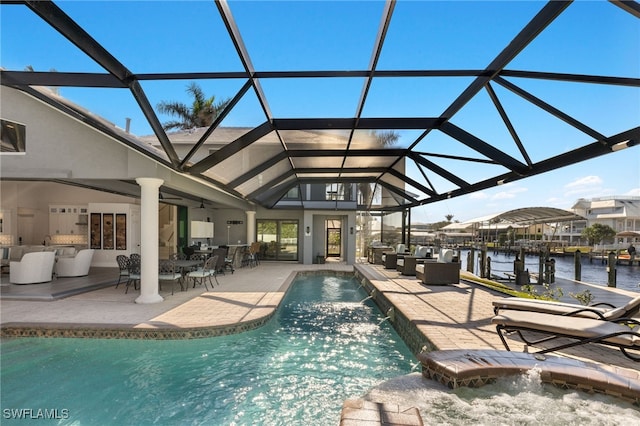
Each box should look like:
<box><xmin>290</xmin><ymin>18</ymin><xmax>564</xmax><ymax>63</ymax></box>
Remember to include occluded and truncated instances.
<box><xmin>0</xmin><ymin>275</ymin><xmax>415</xmax><ymax>425</ymax></box>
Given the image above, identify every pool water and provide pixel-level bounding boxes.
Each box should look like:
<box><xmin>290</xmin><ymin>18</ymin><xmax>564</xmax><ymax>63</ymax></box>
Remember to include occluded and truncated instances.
<box><xmin>0</xmin><ymin>275</ymin><xmax>415</xmax><ymax>425</ymax></box>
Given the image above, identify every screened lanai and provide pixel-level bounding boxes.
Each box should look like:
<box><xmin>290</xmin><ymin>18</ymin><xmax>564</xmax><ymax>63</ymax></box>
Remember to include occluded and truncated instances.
<box><xmin>1</xmin><ymin>0</ymin><xmax>639</xmax><ymax>214</ymax></box>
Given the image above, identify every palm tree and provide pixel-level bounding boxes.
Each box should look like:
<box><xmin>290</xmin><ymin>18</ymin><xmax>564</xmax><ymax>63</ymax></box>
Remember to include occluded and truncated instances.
<box><xmin>25</xmin><ymin>65</ymin><xmax>60</xmax><ymax>94</ymax></box>
<box><xmin>157</xmin><ymin>82</ymin><xmax>231</xmax><ymax>131</ymax></box>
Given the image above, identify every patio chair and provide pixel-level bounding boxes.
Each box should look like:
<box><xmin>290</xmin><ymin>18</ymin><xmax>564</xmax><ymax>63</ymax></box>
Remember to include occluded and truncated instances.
<box><xmin>158</xmin><ymin>259</ymin><xmax>183</xmax><ymax>295</ymax></box>
<box><xmin>55</xmin><ymin>249</ymin><xmax>95</xmax><ymax>277</ymax></box>
<box><xmin>416</xmin><ymin>257</ymin><xmax>460</xmax><ymax>286</ymax></box>
<box><xmin>224</xmin><ymin>246</ymin><xmax>241</xmax><ymax>273</ymax></box>
<box><xmin>187</xmin><ymin>255</ymin><xmax>219</xmax><ymax>291</ymax></box>
<box><xmin>381</xmin><ymin>244</ymin><xmax>407</xmax><ymax>269</ymax></box>
<box><xmin>243</xmin><ymin>242</ymin><xmax>261</xmax><ymax>268</ymax></box>
<box><xmin>125</xmin><ymin>256</ymin><xmax>140</xmax><ymax>294</ymax></box>
<box><xmin>492</xmin><ymin>310</ymin><xmax>640</xmax><ymax>361</ymax></box>
<box><xmin>211</xmin><ymin>248</ymin><xmax>227</xmax><ymax>274</ymax></box>
<box><xmin>251</xmin><ymin>242</ymin><xmax>261</xmax><ymax>266</ymax></box>
<box><xmin>180</xmin><ymin>253</ymin><xmax>207</xmax><ymax>279</ymax></box>
<box><xmin>492</xmin><ymin>296</ymin><xmax>640</xmax><ymax>320</ymax></box>
<box><xmin>9</xmin><ymin>251</ymin><xmax>56</xmax><ymax>284</ymax></box>
<box><xmin>115</xmin><ymin>255</ymin><xmax>129</xmax><ymax>288</ymax></box>
<box><xmin>182</xmin><ymin>246</ymin><xmax>196</xmax><ymax>259</ymax></box>
<box><xmin>169</xmin><ymin>252</ymin><xmax>187</xmax><ymax>261</ymax></box>
<box><xmin>396</xmin><ymin>246</ymin><xmax>432</xmax><ymax>275</ymax></box>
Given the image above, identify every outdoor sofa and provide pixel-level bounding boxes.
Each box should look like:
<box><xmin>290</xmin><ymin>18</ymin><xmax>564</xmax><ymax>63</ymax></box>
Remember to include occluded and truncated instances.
<box><xmin>396</xmin><ymin>246</ymin><xmax>433</xmax><ymax>275</ymax></box>
<box><xmin>415</xmin><ymin>248</ymin><xmax>460</xmax><ymax>285</ymax></box>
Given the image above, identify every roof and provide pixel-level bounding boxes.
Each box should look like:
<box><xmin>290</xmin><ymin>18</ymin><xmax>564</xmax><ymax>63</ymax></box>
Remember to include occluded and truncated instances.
<box><xmin>495</xmin><ymin>207</ymin><xmax>585</xmax><ymax>224</ymax></box>
<box><xmin>572</xmin><ymin>196</ymin><xmax>640</xmax><ymax>218</ymax></box>
<box><xmin>448</xmin><ymin>206</ymin><xmax>585</xmax><ymax>228</ymax></box>
<box><xmin>1</xmin><ymin>1</ymin><xmax>639</xmax><ymax>211</ymax></box>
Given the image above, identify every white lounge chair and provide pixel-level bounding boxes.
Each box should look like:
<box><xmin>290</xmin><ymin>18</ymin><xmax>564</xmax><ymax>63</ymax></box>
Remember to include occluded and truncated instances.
<box><xmin>492</xmin><ymin>310</ymin><xmax>640</xmax><ymax>361</ymax></box>
<box><xmin>492</xmin><ymin>296</ymin><xmax>640</xmax><ymax>320</ymax></box>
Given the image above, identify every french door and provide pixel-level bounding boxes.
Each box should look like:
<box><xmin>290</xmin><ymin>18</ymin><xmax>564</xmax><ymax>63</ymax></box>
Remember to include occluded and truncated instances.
<box><xmin>326</xmin><ymin>227</ymin><xmax>341</xmax><ymax>257</ymax></box>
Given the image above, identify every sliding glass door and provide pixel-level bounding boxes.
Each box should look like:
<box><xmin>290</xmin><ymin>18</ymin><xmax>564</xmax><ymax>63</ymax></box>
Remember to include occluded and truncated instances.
<box><xmin>257</xmin><ymin>219</ymin><xmax>298</xmax><ymax>261</ymax></box>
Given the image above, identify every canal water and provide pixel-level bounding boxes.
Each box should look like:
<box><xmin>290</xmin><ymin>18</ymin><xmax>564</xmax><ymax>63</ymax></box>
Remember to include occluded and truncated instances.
<box><xmin>467</xmin><ymin>251</ymin><xmax>639</xmax><ymax>293</ymax></box>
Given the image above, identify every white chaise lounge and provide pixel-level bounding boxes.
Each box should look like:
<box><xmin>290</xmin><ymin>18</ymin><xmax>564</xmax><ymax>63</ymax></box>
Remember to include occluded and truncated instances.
<box><xmin>492</xmin><ymin>310</ymin><xmax>640</xmax><ymax>362</ymax></box>
<box><xmin>492</xmin><ymin>296</ymin><xmax>640</xmax><ymax>320</ymax></box>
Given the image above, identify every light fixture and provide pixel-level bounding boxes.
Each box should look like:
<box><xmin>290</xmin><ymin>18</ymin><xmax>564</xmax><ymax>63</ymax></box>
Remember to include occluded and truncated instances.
<box><xmin>199</xmin><ymin>199</ymin><xmax>205</xmax><ymax>209</ymax></box>
<box><xmin>350</xmin><ymin>227</ymin><xmax>354</xmax><ymax>235</ymax></box>
<box><xmin>306</xmin><ymin>226</ymin><xmax>310</xmax><ymax>235</ymax></box>
<box><xmin>611</xmin><ymin>140</ymin><xmax>637</xmax><ymax>152</ymax></box>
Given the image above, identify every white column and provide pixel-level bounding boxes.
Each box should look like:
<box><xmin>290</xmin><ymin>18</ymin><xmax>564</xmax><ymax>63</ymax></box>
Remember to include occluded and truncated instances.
<box><xmin>135</xmin><ymin>177</ymin><xmax>164</xmax><ymax>304</ymax></box>
<box><xmin>246</xmin><ymin>211</ymin><xmax>256</xmax><ymax>244</ymax></box>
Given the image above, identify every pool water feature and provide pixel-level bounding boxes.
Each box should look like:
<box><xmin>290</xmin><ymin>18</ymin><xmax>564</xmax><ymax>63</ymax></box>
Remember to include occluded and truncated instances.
<box><xmin>366</xmin><ymin>370</ymin><xmax>640</xmax><ymax>424</ymax></box>
<box><xmin>0</xmin><ymin>275</ymin><xmax>414</xmax><ymax>425</ymax></box>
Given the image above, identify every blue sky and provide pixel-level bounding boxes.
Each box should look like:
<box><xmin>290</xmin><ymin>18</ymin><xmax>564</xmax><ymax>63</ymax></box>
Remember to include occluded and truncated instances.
<box><xmin>1</xmin><ymin>1</ymin><xmax>638</xmax><ymax>223</ymax></box>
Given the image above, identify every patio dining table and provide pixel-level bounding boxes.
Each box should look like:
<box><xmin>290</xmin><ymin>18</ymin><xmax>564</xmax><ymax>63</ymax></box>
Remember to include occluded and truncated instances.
<box><xmin>172</xmin><ymin>259</ymin><xmax>203</xmax><ymax>269</ymax></box>
<box><xmin>172</xmin><ymin>259</ymin><xmax>203</xmax><ymax>288</ymax></box>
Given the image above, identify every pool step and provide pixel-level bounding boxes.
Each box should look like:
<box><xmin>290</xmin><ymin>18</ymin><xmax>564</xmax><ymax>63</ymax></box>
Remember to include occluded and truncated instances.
<box><xmin>339</xmin><ymin>399</ymin><xmax>423</xmax><ymax>426</ymax></box>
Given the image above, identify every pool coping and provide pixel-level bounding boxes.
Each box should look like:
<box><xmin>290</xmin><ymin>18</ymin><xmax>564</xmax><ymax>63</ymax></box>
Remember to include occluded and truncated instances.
<box><xmin>0</xmin><ymin>269</ymin><xmax>353</xmax><ymax>340</ymax></box>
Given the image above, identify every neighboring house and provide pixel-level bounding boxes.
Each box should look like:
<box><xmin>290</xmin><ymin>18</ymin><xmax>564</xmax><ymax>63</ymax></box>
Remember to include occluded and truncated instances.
<box><xmin>435</xmin><ymin>198</ymin><xmax>640</xmax><ymax>248</ymax></box>
<box><xmin>571</xmin><ymin>196</ymin><xmax>640</xmax><ymax>245</ymax></box>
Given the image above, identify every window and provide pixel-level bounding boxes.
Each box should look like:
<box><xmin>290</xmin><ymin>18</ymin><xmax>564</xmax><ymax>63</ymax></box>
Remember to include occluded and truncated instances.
<box><xmin>326</xmin><ymin>183</ymin><xmax>346</xmax><ymax>201</ymax></box>
<box><xmin>284</xmin><ymin>186</ymin><xmax>299</xmax><ymax>200</ymax></box>
<box><xmin>358</xmin><ymin>183</ymin><xmax>382</xmax><ymax>206</ymax></box>
<box><xmin>0</xmin><ymin>119</ymin><xmax>26</xmax><ymax>154</ymax></box>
